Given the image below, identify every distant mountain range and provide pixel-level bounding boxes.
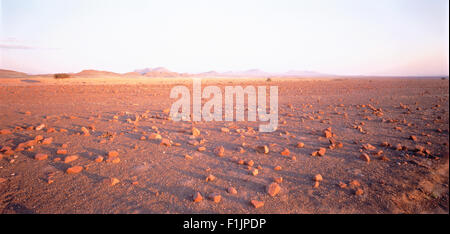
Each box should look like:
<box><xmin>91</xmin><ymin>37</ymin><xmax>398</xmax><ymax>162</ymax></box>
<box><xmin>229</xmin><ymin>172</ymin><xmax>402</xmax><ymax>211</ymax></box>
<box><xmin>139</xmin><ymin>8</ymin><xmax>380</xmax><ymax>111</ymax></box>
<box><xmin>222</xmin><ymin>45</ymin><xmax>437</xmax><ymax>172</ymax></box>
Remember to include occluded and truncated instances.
<box><xmin>0</xmin><ymin>67</ymin><xmax>337</xmax><ymax>78</ymax></box>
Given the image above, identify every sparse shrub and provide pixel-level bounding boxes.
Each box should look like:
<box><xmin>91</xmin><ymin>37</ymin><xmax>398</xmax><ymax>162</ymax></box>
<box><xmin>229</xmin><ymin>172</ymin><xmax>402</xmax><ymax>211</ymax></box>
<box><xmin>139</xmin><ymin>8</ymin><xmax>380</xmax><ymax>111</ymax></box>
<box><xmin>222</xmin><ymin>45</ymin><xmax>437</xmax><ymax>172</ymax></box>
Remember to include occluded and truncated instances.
<box><xmin>54</xmin><ymin>73</ymin><xmax>71</xmax><ymax>79</ymax></box>
<box><xmin>266</xmin><ymin>77</ymin><xmax>272</xmax><ymax>82</ymax></box>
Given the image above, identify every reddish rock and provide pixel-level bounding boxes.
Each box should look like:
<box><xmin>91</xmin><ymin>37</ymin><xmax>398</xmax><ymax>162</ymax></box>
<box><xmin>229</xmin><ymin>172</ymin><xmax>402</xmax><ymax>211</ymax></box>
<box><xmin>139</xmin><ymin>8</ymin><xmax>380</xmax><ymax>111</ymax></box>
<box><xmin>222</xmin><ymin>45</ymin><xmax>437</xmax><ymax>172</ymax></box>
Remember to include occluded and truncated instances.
<box><xmin>81</xmin><ymin>127</ymin><xmax>90</xmax><ymax>136</ymax></box>
<box><xmin>274</xmin><ymin>177</ymin><xmax>283</xmax><ymax>183</ymax></box>
<box><xmin>256</xmin><ymin>145</ymin><xmax>269</xmax><ymax>154</ymax></box>
<box><xmin>355</xmin><ymin>188</ymin><xmax>364</xmax><ymax>196</ymax></box>
<box><xmin>208</xmin><ymin>193</ymin><xmax>222</xmax><ymax>203</ymax></box>
<box><xmin>35</xmin><ymin>124</ymin><xmax>45</xmax><ymax>131</ymax></box>
<box><xmin>35</xmin><ymin>153</ymin><xmax>48</xmax><ymax>161</ymax></box>
<box><xmin>0</xmin><ymin>129</ymin><xmax>12</xmax><ymax>135</ymax></box>
<box><xmin>227</xmin><ymin>187</ymin><xmax>237</xmax><ymax>195</ymax></box>
<box><xmin>317</xmin><ymin>148</ymin><xmax>326</xmax><ymax>156</ymax></box>
<box><xmin>350</xmin><ymin>180</ymin><xmax>361</xmax><ymax>187</ymax></box>
<box><xmin>108</xmin><ymin>177</ymin><xmax>120</xmax><ymax>186</ymax></box>
<box><xmin>251</xmin><ymin>168</ymin><xmax>259</xmax><ymax>176</ymax></box>
<box><xmin>193</xmin><ymin>192</ymin><xmax>203</xmax><ymax>202</ymax></box>
<box><xmin>314</xmin><ymin>174</ymin><xmax>323</xmax><ymax>182</ymax></box>
<box><xmin>359</xmin><ymin>153</ymin><xmax>371</xmax><ymax>163</ymax></box>
<box><xmin>95</xmin><ymin>156</ymin><xmax>104</xmax><ymax>162</ymax></box>
<box><xmin>215</xmin><ymin>146</ymin><xmax>225</xmax><ymax>157</ymax></box>
<box><xmin>64</xmin><ymin>155</ymin><xmax>79</xmax><ymax>163</ymax></box>
<box><xmin>205</xmin><ymin>174</ymin><xmax>216</xmax><ymax>182</ymax></box>
<box><xmin>281</xmin><ymin>148</ymin><xmax>290</xmax><ymax>156</ymax></box>
<box><xmin>267</xmin><ymin>183</ymin><xmax>281</xmax><ymax>197</ymax></box>
<box><xmin>42</xmin><ymin>137</ymin><xmax>53</xmax><ymax>145</ymax></box>
<box><xmin>197</xmin><ymin>146</ymin><xmax>206</xmax><ymax>152</ymax></box>
<box><xmin>148</xmin><ymin>133</ymin><xmax>162</xmax><ymax>140</ymax></box>
<box><xmin>192</xmin><ymin>127</ymin><xmax>201</xmax><ymax>137</ymax></box>
<box><xmin>108</xmin><ymin>151</ymin><xmax>119</xmax><ymax>158</ymax></box>
<box><xmin>161</xmin><ymin>138</ymin><xmax>172</xmax><ymax>147</ymax></box>
<box><xmin>66</xmin><ymin>165</ymin><xmax>83</xmax><ymax>174</ymax></box>
<box><xmin>35</xmin><ymin>135</ymin><xmax>44</xmax><ymax>141</ymax></box>
<box><xmin>251</xmin><ymin>200</ymin><xmax>264</xmax><ymax>208</ymax></box>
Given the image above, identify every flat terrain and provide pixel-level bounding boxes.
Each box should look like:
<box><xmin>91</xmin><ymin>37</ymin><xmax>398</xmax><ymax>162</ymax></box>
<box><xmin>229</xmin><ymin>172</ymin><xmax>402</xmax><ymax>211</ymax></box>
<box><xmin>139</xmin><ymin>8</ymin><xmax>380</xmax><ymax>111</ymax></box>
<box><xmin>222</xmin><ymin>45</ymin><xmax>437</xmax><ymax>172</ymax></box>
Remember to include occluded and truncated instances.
<box><xmin>0</xmin><ymin>77</ymin><xmax>448</xmax><ymax>214</ymax></box>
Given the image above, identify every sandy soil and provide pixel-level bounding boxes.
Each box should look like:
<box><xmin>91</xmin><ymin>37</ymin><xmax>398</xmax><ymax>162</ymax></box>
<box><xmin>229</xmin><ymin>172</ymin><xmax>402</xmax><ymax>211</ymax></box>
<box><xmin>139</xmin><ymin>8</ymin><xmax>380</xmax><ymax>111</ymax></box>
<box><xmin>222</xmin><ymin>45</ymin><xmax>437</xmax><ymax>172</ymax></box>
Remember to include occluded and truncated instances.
<box><xmin>0</xmin><ymin>77</ymin><xmax>448</xmax><ymax>214</ymax></box>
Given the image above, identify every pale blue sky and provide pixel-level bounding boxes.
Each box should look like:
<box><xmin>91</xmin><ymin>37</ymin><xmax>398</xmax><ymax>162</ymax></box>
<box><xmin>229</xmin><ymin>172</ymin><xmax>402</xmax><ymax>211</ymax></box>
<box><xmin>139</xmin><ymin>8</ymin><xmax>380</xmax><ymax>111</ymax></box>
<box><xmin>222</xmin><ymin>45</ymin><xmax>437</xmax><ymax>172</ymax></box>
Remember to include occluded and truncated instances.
<box><xmin>0</xmin><ymin>0</ymin><xmax>448</xmax><ymax>76</ymax></box>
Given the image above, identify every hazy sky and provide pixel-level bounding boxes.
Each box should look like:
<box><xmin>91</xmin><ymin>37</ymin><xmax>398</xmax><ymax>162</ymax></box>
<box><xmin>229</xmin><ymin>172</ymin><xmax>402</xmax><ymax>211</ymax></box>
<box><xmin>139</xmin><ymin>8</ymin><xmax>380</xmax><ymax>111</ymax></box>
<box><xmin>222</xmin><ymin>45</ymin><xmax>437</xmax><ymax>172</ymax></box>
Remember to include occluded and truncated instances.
<box><xmin>1</xmin><ymin>0</ymin><xmax>448</xmax><ymax>76</ymax></box>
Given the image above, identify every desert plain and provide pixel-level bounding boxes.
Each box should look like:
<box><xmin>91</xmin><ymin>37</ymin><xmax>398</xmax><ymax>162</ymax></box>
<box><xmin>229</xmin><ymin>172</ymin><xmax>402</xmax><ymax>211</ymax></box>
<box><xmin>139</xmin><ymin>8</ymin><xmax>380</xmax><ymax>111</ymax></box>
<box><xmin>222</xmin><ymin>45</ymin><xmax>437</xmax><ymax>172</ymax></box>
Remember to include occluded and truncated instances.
<box><xmin>0</xmin><ymin>76</ymin><xmax>448</xmax><ymax>214</ymax></box>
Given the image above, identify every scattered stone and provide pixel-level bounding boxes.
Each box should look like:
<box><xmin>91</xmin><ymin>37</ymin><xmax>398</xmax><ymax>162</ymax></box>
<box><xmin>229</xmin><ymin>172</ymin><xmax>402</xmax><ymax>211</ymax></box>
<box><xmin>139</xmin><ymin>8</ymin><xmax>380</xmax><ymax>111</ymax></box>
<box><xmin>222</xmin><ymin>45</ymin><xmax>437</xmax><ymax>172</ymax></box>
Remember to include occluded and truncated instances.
<box><xmin>380</xmin><ymin>155</ymin><xmax>390</xmax><ymax>161</ymax></box>
<box><xmin>296</xmin><ymin>142</ymin><xmax>305</xmax><ymax>148</ymax></box>
<box><xmin>410</xmin><ymin>135</ymin><xmax>417</xmax><ymax>141</ymax></box>
<box><xmin>185</xmin><ymin>154</ymin><xmax>193</xmax><ymax>160</ymax></box>
<box><xmin>338</xmin><ymin>181</ymin><xmax>347</xmax><ymax>188</ymax></box>
<box><xmin>227</xmin><ymin>187</ymin><xmax>238</xmax><ymax>195</ymax></box>
<box><xmin>238</xmin><ymin>147</ymin><xmax>246</xmax><ymax>153</ymax></box>
<box><xmin>35</xmin><ymin>153</ymin><xmax>48</xmax><ymax>161</ymax></box>
<box><xmin>108</xmin><ymin>151</ymin><xmax>119</xmax><ymax>158</ymax></box>
<box><xmin>161</xmin><ymin>138</ymin><xmax>172</xmax><ymax>147</ymax></box>
<box><xmin>313</xmin><ymin>181</ymin><xmax>320</xmax><ymax>188</ymax></box>
<box><xmin>197</xmin><ymin>146</ymin><xmax>206</xmax><ymax>152</ymax></box>
<box><xmin>148</xmin><ymin>133</ymin><xmax>162</xmax><ymax>140</ymax></box>
<box><xmin>256</xmin><ymin>145</ymin><xmax>269</xmax><ymax>154</ymax></box>
<box><xmin>314</xmin><ymin>174</ymin><xmax>323</xmax><ymax>182</ymax></box>
<box><xmin>251</xmin><ymin>168</ymin><xmax>259</xmax><ymax>176</ymax></box>
<box><xmin>192</xmin><ymin>127</ymin><xmax>201</xmax><ymax>137</ymax></box>
<box><xmin>193</xmin><ymin>192</ymin><xmax>203</xmax><ymax>202</ymax></box>
<box><xmin>251</xmin><ymin>200</ymin><xmax>264</xmax><ymax>208</ymax></box>
<box><xmin>0</xmin><ymin>129</ymin><xmax>12</xmax><ymax>135</ymax></box>
<box><xmin>274</xmin><ymin>166</ymin><xmax>282</xmax><ymax>171</ymax></box>
<box><xmin>274</xmin><ymin>177</ymin><xmax>283</xmax><ymax>183</ymax></box>
<box><xmin>208</xmin><ymin>193</ymin><xmax>222</xmax><ymax>203</ymax></box>
<box><xmin>56</xmin><ymin>149</ymin><xmax>67</xmax><ymax>155</ymax></box>
<box><xmin>35</xmin><ymin>124</ymin><xmax>45</xmax><ymax>131</ymax></box>
<box><xmin>95</xmin><ymin>156</ymin><xmax>104</xmax><ymax>162</ymax></box>
<box><xmin>35</xmin><ymin>135</ymin><xmax>44</xmax><ymax>141</ymax></box>
<box><xmin>42</xmin><ymin>137</ymin><xmax>53</xmax><ymax>145</ymax></box>
<box><xmin>281</xmin><ymin>148</ymin><xmax>290</xmax><ymax>156</ymax></box>
<box><xmin>359</xmin><ymin>153</ymin><xmax>371</xmax><ymax>163</ymax></box>
<box><xmin>81</xmin><ymin>127</ymin><xmax>90</xmax><ymax>136</ymax></box>
<box><xmin>64</xmin><ymin>155</ymin><xmax>79</xmax><ymax>163</ymax></box>
<box><xmin>109</xmin><ymin>178</ymin><xmax>120</xmax><ymax>186</ymax></box>
<box><xmin>246</xmin><ymin>160</ymin><xmax>254</xmax><ymax>167</ymax></box>
<box><xmin>205</xmin><ymin>174</ymin><xmax>216</xmax><ymax>182</ymax></box>
<box><xmin>66</xmin><ymin>165</ymin><xmax>83</xmax><ymax>174</ymax></box>
<box><xmin>215</xmin><ymin>146</ymin><xmax>225</xmax><ymax>157</ymax></box>
<box><xmin>362</xmin><ymin>143</ymin><xmax>376</xmax><ymax>151</ymax></box>
<box><xmin>110</xmin><ymin>157</ymin><xmax>120</xmax><ymax>164</ymax></box>
<box><xmin>355</xmin><ymin>188</ymin><xmax>364</xmax><ymax>196</ymax></box>
<box><xmin>349</xmin><ymin>180</ymin><xmax>361</xmax><ymax>187</ymax></box>
<box><xmin>323</xmin><ymin>128</ymin><xmax>332</xmax><ymax>138</ymax></box>
<box><xmin>266</xmin><ymin>182</ymin><xmax>281</xmax><ymax>197</ymax></box>
<box><xmin>317</xmin><ymin>148</ymin><xmax>326</xmax><ymax>156</ymax></box>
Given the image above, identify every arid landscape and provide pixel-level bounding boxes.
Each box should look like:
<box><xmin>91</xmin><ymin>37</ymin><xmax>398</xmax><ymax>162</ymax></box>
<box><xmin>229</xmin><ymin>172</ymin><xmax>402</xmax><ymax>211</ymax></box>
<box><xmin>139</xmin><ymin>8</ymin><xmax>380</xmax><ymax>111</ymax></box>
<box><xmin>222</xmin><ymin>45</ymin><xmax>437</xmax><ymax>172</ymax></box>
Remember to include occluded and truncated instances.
<box><xmin>0</xmin><ymin>73</ymin><xmax>448</xmax><ymax>214</ymax></box>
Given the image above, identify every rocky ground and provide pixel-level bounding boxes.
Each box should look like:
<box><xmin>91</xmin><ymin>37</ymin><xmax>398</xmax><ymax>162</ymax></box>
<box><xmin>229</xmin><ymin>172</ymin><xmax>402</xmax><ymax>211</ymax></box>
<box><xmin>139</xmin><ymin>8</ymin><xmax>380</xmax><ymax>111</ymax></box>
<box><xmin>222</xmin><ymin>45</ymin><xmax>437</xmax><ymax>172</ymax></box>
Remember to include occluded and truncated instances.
<box><xmin>0</xmin><ymin>77</ymin><xmax>448</xmax><ymax>214</ymax></box>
